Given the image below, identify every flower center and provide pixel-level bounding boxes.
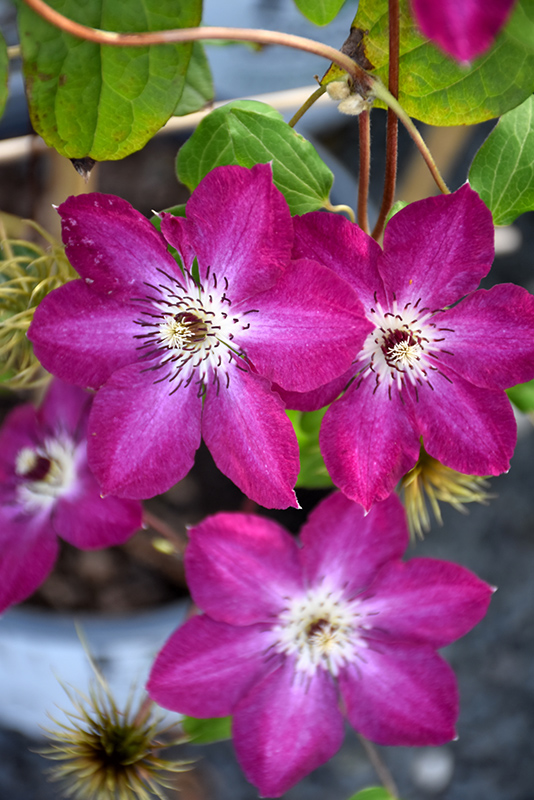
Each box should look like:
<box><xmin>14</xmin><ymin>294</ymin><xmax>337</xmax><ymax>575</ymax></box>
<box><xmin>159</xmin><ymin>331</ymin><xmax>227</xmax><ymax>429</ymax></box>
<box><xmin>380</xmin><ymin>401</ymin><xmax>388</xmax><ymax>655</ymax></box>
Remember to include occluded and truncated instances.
<box><xmin>273</xmin><ymin>584</ymin><xmax>370</xmax><ymax>677</ymax></box>
<box><xmin>15</xmin><ymin>437</ymin><xmax>77</xmax><ymax>512</ymax></box>
<box><xmin>132</xmin><ymin>266</ymin><xmax>257</xmax><ymax>396</ymax></box>
<box><xmin>159</xmin><ymin>311</ymin><xmax>209</xmax><ymax>350</ymax></box>
<box><xmin>382</xmin><ymin>328</ymin><xmax>422</xmax><ymax>369</ymax></box>
<box><xmin>358</xmin><ymin>296</ymin><xmax>454</xmax><ymax>397</ymax></box>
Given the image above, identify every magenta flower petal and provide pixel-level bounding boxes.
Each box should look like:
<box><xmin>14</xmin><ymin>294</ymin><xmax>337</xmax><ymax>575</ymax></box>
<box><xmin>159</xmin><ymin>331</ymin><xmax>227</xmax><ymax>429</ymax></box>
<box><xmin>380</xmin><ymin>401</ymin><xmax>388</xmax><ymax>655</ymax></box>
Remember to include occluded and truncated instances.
<box><xmin>0</xmin><ymin>380</ymin><xmax>141</xmax><ymax>611</ymax></box>
<box><xmin>233</xmin><ymin>660</ymin><xmax>344</xmax><ymax>798</ymax></box>
<box><xmin>339</xmin><ymin>643</ymin><xmax>458</xmax><ymax>745</ymax></box>
<box><xmin>39</xmin><ymin>377</ymin><xmax>92</xmax><ymax>433</ymax></box>
<box><xmin>380</xmin><ymin>184</ymin><xmax>494</xmax><ymax>309</ymax></box>
<box><xmin>175</xmin><ymin>163</ymin><xmax>293</xmax><ymax>303</ymax></box>
<box><xmin>58</xmin><ymin>192</ymin><xmax>178</xmax><ymax>300</ymax></box>
<box><xmin>29</xmin><ymin>281</ymin><xmax>141</xmax><ymax>390</ymax></box>
<box><xmin>239</xmin><ymin>258</ymin><xmax>372</xmax><ymax>392</ymax></box>
<box><xmin>406</xmin><ymin>372</ymin><xmax>517</xmax><ymax>476</ymax></box>
<box><xmin>411</xmin><ymin>0</ymin><xmax>517</xmax><ymax>63</ymax></box>
<box><xmin>202</xmin><ymin>366</ymin><xmax>299</xmax><ymax>509</ymax></box>
<box><xmin>88</xmin><ymin>363</ymin><xmax>202</xmax><ymax>498</ymax></box>
<box><xmin>274</xmin><ymin>367</ymin><xmax>356</xmax><ymax>412</ymax></box>
<box><xmin>293</xmin><ymin>211</ymin><xmax>384</xmax><ymax>308</ymax></box>
<box><xmin>291</xmin><ymin>186</ymin><xmax>531</xmax><ymax>509</ymax></box>
<box><xmin>365</xmin><ymin>558</ymin><xmax>494</xmax><ymax>648</ymax></box>
<box><xmin>320</xmin><ymin>380</ymin><xmax>421</xmax><ymax>510</ymax></box>
<box><xmin>0</xmin><ymin>405</ymin><xmax>41</xmax><ymax>473</ymax></box>
<box><xmin>186</xmin><ymin>513</ymin><xmax>303</xmax><ymax>625</ymax></box>
<box><xmin>147</xmin><ymin>616</ymin><xmax>274</xmax><ymax>718</ymax></box>
<box><xmin>299</xmin><ymin>493</ymin><xmax>408</xmax><ymax>591</ymax></box>
<box><xmin>435</xmin><ymin>284</ymin><xmax>534</xmax><ymax>389</ymax></box>
<box><xmin>53</xmin><ymin>465</ymin><xmax>142</xmax><ymax>548</ymax></box>
<box><xmin>32</xmin><ymin>167</ymin><xmax>351</xmax><ymax>507</ymax></box>
<box><xmin>0</xmin><ymin>512</ymin><xmax>58</xmax><ymax>612</ymax></box>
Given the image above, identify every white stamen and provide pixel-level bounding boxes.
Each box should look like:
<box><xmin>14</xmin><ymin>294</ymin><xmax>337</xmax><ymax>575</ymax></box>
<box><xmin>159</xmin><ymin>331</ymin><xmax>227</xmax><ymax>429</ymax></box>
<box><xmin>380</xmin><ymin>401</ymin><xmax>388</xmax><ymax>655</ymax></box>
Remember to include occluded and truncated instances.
<box><xmin>359</xmin><ymin>300</ymin><xmax>445</xmax><ymax>393</ymax></box>
<box><xmin>16</xmin><ymin>436</ymin><xmax>78</xmax><ymax>512</ymax></box>
<box><xmin>272</xmin><ymin>584</ymin><xmax>371</xmax><ymax>678</ymax></box>
<box><xmin>133</xmin><ymin>268</ymin><xmax>255</xmax><ymax>394</ymax></box>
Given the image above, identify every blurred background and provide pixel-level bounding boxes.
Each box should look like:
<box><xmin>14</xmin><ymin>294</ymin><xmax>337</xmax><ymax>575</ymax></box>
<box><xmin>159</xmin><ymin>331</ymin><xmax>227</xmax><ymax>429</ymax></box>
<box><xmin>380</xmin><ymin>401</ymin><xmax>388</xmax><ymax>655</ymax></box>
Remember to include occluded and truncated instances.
<box><xmin>0</xmin><ymin>1</ymin><xmax>533</xmax><ymax>798</ymax></box>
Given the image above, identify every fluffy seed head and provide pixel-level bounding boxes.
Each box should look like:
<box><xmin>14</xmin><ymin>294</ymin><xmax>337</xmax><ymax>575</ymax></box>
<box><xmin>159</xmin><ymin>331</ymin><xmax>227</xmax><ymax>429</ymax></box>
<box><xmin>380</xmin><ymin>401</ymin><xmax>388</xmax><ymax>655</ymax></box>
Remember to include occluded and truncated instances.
<box><xmin>0</xmin><ymin>219</ymin><xmax>76</xmax><ymax>388</ymax></box>
<box><xmin>400</xmin><ymin>446</ymin><xmax>493</xmax><ymax>539</ymax></box>
<box><xmin>41</xmin><ymin>682</ymin><xmax>191</xmax><ymax>800</ymax></box>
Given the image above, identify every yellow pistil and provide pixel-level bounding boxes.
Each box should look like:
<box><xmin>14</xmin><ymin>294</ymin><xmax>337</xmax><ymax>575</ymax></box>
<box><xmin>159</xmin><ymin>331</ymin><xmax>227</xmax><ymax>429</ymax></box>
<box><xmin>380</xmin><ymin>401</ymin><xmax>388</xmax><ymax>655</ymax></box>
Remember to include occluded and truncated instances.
<box><xmin>400</xmin><ymin>446</ymin><xmax>494</xmax><ymax>539</ymax></box>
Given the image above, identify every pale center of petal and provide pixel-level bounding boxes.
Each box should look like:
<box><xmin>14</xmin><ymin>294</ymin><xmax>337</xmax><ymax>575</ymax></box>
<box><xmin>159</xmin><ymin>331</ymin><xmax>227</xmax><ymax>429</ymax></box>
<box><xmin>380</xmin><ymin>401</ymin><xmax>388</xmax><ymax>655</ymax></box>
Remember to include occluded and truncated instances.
<box><xmin>16</xmin><ymin>436</ymin><xmax>78</xmax><ymax>512</ymax></box>
<box><xmin>273</xmin><ymin>584</ymin><xmax>369</xmax><ymax>677</ymax></box>
<box><xmin>358</xmin><ymin>297</ymin><xmax>454</xmax><ymax>396</ymax></box>
<box><xmin>132</xmin><ymin>266</ymin><xmax>258</xmax><ymax>396</ymax></box>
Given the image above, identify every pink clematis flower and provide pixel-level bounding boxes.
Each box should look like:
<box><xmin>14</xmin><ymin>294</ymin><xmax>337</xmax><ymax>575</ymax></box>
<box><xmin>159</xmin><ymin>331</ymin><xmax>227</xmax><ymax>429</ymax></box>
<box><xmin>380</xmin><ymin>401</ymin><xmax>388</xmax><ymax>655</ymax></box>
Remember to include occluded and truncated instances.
<box><xmin>28</xmin><ymin>164</ymin><xmax>371</xmax><ymax>509</ymax></box>
<box><xmin>0</xmin><ymin>379</ymin><xmax>142</xmax><ymax>613</ymax></box>
<box><xmin>289</xmin><ymin>184</ymin><xmax>534</xmax><ymax>511</ymax></box>
<box><xmin>411</xmin><ymin>0</ymin><xmax>517</xmax><ymax>63</ymax></box>
<box><xmin>147</xmin><ymin>492</ymin><xmax>493</xmax><ymax>797</ymax></box>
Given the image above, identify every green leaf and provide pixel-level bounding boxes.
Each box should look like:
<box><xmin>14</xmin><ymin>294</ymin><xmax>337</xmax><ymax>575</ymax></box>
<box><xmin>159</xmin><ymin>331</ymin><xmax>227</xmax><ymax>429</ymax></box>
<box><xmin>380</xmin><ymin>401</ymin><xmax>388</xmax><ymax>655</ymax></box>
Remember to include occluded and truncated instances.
<box><xmin>469</xmin><ymin>96</ymin><xmax>534</xmax><ymax>225</ymax></box>
<box><xmin>176</xmin><ymin>100</ymin><xmax>334</xmax><ymax>215</ymax></box>
<box><xmin>181</xmin><ymin>715</ymin><xmax>232</xmax><ymax>744</ymax></box>
<box><xmin>385</xmin><ymin>199</ymin><xmax>409</xmax><ymax>225</ymax></box>
<box><xmin>0</xmin><ymin>32</ymin><xmax>7</xmax><ymax>123</ymax></box>
<box><xmin>286</xmin><ymin>408</ymin><xmax>333</xmax><ymax>489</ymax></box>
<box><xmin>347</xmin><ymin>789</ymin><xmax>395</xmax><ymax>800</ymax></box>
<box><xmin>174</xmin><ymin>42</ymin><xmax>214</xmax><ymax>117</ymax></box>
<box><xmin>17</xmin><ymin>0</ymin><xmax>201</xmax><ymax>160</ymax></box>
<box><xmin>352</xmin><ymin>0</ymin><xmax>534</xmax><ymax>125</ymax></box>
<box><xmin>150</xmin><ymin>204</ymin><xmax>187</xmax><ymax>232</ymax></box>
<box><xmin>503</xmin><ymin>0</ymin><xmax>534</xmax><ymax>51</ymax></box>
<box><xmin>507</xmin><ymin>379</ymin><xmax>534</xmax><ymax>413</ymax></box>
<box><xmin>150</xmin><ymin>205</ymin><xmax>186</xmax><ymax>267</ymax></box>
<box><xmin>293</xmin><ymin>0</ymin><xmax>347</xmax><ymax>26</ymax></box>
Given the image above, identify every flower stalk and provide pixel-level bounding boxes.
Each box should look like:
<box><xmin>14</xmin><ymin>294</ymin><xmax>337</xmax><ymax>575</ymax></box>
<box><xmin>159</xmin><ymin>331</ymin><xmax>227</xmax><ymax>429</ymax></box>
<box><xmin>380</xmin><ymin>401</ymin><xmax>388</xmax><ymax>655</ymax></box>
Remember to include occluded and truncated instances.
<box><xmin>358</xmin><ymin>110</ymin><xmax>371</xmax><ymax>234</ymax></box>
<box><xmin>372</xmin><ymin>0</ymin><xmax>400</xmax><ymax>241</ymax></box>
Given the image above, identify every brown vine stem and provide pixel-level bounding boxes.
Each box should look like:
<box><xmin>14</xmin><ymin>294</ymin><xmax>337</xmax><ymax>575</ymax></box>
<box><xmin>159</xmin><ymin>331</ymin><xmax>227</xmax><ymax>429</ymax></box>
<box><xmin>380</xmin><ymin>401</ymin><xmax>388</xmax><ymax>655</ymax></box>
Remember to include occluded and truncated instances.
<box><xmin>22</xmin><ymin>0</ymin><xmax>449</xmax><ymax>199</ymax></box>
<box><xmin>357</xmin><ymin>110</ymin><xmax>371</xmax><ymax>235</ymax></box>
<box><xmin>372</xmin><ymin>82</ymin><xmax>450</xmax><ymax>196</ymax></box>
<box><xmin>357</xmin><ymin>734</ymin><xmax>399</xmax><ymax>798</ymax></box>
<box><xmin>22</xmin><ymin>0</ymin><xmax>374</xmax><ymax>92</ymax></box>
<box><xmin>372</xmin><ymin>0</ymin><xmax>400</xmax><ymax>241</ymax></box>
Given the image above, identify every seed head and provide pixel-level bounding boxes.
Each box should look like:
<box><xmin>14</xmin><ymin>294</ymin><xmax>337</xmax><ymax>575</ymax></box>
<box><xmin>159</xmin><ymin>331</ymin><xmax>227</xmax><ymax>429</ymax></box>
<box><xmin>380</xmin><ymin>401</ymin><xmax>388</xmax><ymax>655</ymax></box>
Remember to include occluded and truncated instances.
<box><xmin>400</xmin><ymin>446</ymin><xmax>494</xmax><ymax>539</ymax></box>
<box><xmin>0</xmin><ymin>218</ymin><xmax>76</xmax><ymax>388</ymax></box>
<box><xmin>41</xmin><ymin>681</ymin><xmax>191</xmax><ymax>800</ymax></box>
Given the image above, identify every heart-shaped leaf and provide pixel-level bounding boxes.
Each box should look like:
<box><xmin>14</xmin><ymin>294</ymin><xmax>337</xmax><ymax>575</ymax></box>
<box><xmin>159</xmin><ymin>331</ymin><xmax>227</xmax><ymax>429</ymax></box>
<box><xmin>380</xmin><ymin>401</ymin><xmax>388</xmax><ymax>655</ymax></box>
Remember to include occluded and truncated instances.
<box><xmin>17</xmin><ymin>0</ymin><xmax>202</xmax><ymax>160</ymax></box>
<box><xmin>174</xmin><ymin>42</ymin><xmax>213</xmax><ymax>117</ymax></box>
<box><xmin>293</xmin><ymin>0</ymin><xmax>347</xmax><ymax>26</ymax></box>
<box><xmin>352</xmin><ymin>0</ymin><xmax>534</xmax><ymax>125</ymax></box>
<box><xmin>469</xmin><ymin>95</ymin><xmax>534</xmax><ymax>225</ymax></box>
<box><xmin>176</xmin><ymin>100</ymin><xmax>334</xmax><ymax>215</ymax></box>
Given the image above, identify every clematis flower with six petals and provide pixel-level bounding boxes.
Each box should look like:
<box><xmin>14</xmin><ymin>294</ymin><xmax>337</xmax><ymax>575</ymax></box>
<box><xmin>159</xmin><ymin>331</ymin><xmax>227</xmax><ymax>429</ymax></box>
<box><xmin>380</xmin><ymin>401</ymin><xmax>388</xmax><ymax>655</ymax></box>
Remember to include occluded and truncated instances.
<box><xmin>147</xmin><ymin>492</ymin><xmax>493</xmax><ymax>797</ymax></box>
<box><xmin>0</xmin><ymin>379</ymin><xmax>142</xmax><ymax>613</ymax></box>
<box><xmin>289</xmin><ymin>184</ymin><xmax>534</xmax><ymax>511</ymax></box>
<box><xmin>28</xmin><ymin>164</ymin><xmax>372</xmax><ymax>509</ymax></box>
